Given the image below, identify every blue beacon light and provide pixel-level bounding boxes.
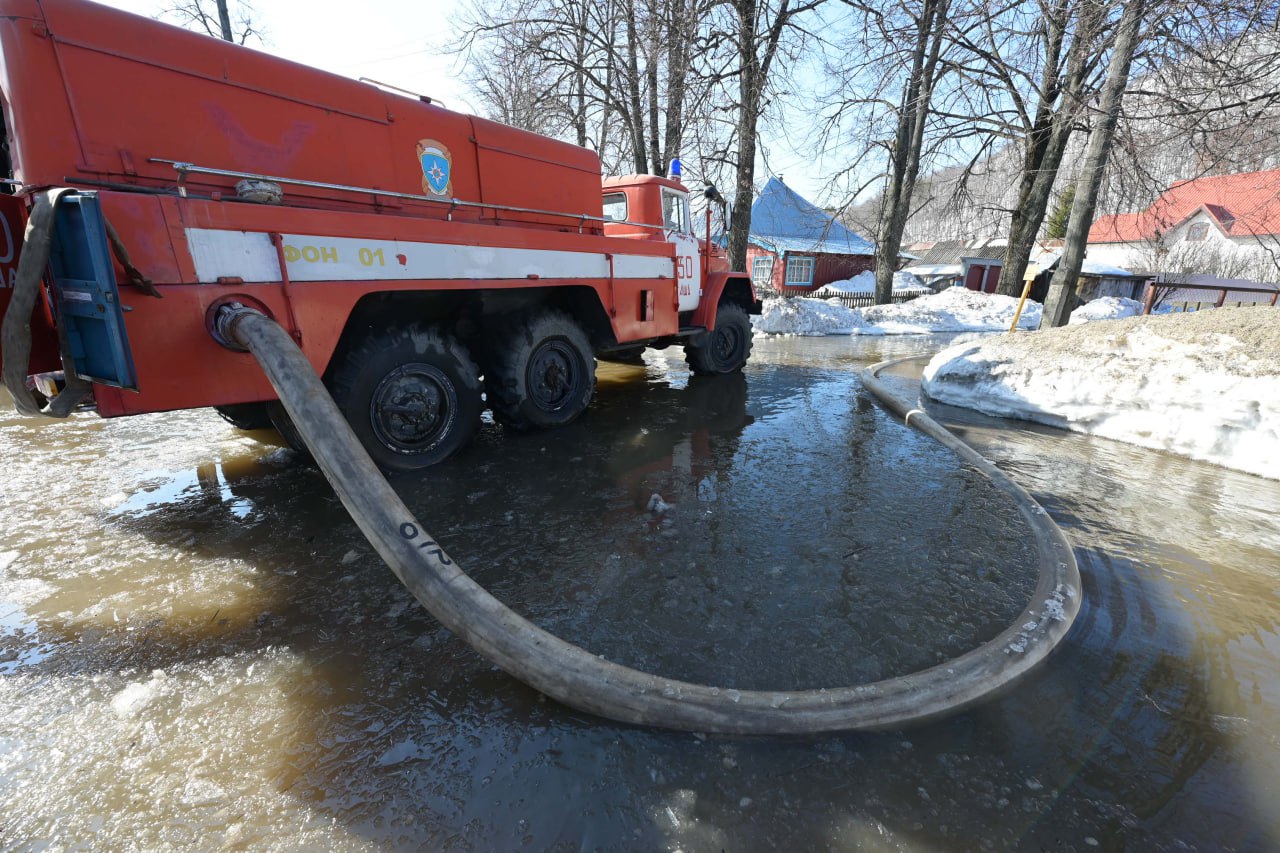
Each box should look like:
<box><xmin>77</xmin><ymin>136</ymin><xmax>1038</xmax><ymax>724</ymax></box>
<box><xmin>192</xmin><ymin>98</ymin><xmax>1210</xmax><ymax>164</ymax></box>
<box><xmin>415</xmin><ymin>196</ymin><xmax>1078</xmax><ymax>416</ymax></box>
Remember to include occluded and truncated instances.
<box><xmin>668</xmin><ymin>159</ymin><xmax>682</xmax><ymax>179</ymax></box>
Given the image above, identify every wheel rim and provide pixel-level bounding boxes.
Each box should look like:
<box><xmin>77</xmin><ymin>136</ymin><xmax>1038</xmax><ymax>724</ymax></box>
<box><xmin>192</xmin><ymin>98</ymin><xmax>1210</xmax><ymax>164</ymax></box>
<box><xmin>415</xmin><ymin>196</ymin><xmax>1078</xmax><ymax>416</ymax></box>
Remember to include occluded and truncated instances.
<box><xmin>526</xmin><ymin>339</ymin><xmax>582</xmax><ymax>412</ymax></box>
<box><xmin>369</xmin><ymin>363</ymin><xmax>457</xmax><ymax>454</ymax></box>
<box><xmin>712</xmin><ymin>323</ymin><xmax>743</xmax><ymax>365</ymax></box>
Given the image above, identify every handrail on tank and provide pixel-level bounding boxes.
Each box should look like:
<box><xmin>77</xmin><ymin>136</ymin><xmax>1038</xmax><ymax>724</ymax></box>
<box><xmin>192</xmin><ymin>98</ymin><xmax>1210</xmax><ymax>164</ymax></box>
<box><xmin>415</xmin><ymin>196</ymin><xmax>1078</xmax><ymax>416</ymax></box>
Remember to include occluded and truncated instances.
<box><xmin>147</xmin><ymin>159</ymin><xmax>670</xmax><ymax>233</ymax></box>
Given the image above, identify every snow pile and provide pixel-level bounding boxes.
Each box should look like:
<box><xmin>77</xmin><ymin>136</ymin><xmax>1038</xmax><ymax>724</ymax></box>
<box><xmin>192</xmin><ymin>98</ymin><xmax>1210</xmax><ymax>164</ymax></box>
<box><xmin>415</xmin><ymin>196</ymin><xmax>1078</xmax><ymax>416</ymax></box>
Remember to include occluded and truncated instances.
<box><xmin>755</xmin><ymin>287</ymin><xmax>1040</xmax><ymax>336</ymax></box>
<box><xmin>922</xmin><ymin>309</ymin><xmax>1280</xmax><ymax>480</ymax></box>
<box><xmin>861</xmin><ymin>286</ymin><xmax>1041</xmax><ymax>333</ymax></box>
<box><xmin>1069</xmin><ymin>297</ymin><xmax>1144</xmax><ymax>325</ymax></box>
<box><xmin>819</xmin><ymin>270</ymin><xmax>929</xmax><ymax>295</ymax></box>
<box><xmin>753</xmin><ymin>295</ymin><xmax>884</xmax><ymax>336</ymax></box>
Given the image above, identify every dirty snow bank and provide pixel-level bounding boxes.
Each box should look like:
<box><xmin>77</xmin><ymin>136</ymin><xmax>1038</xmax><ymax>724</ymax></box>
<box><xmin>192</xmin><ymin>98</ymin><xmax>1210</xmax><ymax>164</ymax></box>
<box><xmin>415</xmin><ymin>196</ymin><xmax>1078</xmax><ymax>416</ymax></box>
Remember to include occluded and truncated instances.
<box><xmin>923</xmin><ymin>309</ymin><xmax>1280</xmax><ymax>479</ymax></box>
<box><xmin>754</xmin><ymin>286</ymin><xmax>1040</xmax><ymax>336</ymax></box>
<box><xmin>1069</xmin><ymin>296</ymin><xmax>1144</xmax><ymax>325</ymax></box>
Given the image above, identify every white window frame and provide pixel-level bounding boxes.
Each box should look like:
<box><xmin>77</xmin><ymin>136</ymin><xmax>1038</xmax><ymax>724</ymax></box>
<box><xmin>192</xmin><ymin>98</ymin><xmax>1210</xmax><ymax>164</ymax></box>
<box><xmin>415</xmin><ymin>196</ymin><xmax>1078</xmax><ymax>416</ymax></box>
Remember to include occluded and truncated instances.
<box><xmin>661</xmin><ymin>188</ymin><xmax>691</xmax><ymax>233</ymax></box>
<box><xmin>1186</xmin><ymin>222</ymin><xmax>1209</xmax><ymax>242</ymax></box>
<box><xmin>784</xmin><ymin>254</ymin><xmax>815</xmax><ymax>287</ymax></box>
<box><xmin>752</xmin><ymin>256</ymin><xmax>774</xmax><ymax>286</ymax></box>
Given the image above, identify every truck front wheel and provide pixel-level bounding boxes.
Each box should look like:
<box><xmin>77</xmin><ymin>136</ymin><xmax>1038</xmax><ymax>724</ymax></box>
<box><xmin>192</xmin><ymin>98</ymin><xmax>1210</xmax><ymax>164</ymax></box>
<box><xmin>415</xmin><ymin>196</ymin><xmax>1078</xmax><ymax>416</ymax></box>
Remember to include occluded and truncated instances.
<box><xmin>329</xmin><ymin>326</ymin><xmax>483</xmax><ymax>471</ymax></box>
<box><xmin>685</xmin><ymin>303</ymin><xmax>753</xmax><ymax>375</ymax></box>
<box><xmin>486</xmin><ymin>311</ymin><xmax>595</xmax><ymax>431</ymax></box>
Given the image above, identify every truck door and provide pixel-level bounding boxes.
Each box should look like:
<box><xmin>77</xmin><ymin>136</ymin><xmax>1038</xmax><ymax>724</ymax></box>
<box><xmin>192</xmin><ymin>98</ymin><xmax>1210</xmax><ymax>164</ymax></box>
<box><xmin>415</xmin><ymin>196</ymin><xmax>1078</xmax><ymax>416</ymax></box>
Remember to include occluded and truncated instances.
<box><xmin>661</xmin><ymin>188</ymin><xmax>701</xmax><ymax>312</ymax></box>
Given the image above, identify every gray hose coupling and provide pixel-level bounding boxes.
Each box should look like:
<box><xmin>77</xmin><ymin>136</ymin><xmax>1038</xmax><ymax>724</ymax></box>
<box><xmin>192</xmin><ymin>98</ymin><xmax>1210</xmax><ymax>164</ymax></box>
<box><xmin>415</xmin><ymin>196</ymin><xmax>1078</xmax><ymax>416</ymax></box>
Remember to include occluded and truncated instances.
<box><xmin>210</xmin><ymin>301</ymin><xmax>264</xmax><ymax>352</ymax></box>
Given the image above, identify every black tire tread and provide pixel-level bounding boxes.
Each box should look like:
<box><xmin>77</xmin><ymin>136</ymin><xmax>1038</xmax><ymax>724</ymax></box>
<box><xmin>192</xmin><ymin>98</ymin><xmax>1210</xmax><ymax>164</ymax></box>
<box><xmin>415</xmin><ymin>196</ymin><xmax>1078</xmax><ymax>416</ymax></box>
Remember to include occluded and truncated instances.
<box><xmin>214</xmin><ymin>402</ymin><xmax>273</xmax><ymax>431</ymax></box>
<box><xmin>685</xmin><ymin>303</ymin><xmax>753</xmax><ymax>376</ymax></box>
<box><xmin>486</xmin><ymin>310</ymin><xmax>596</xmax><ymax>432</ymax></box>
<box><xmin>329</xmin><ymin>325</ymin><xmax>483</xmax><ymax>471</ymax></box>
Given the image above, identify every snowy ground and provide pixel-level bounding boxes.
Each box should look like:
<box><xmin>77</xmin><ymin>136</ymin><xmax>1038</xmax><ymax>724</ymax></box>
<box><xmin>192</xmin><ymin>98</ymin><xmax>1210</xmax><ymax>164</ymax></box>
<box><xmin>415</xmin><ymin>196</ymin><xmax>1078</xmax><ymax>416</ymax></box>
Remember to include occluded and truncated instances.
<box><xmin>754</xmin><ymin>286</ymin><xmax>1042</xmax><ymax>336</ymax></box>
<box><xmin>922</xmin><ymin>309</ymin><xmax>1280</xmax><ymax>480</ymax></box>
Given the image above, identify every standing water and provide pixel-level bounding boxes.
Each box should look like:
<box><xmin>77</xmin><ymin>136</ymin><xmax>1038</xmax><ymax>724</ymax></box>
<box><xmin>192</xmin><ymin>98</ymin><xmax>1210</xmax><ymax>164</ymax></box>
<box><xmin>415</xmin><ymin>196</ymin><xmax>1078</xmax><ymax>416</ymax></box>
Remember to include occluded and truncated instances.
<box><xmin>0</xmin><ymin>333</ymin><xmax>1276</xmax><ymax>850</ymax></box>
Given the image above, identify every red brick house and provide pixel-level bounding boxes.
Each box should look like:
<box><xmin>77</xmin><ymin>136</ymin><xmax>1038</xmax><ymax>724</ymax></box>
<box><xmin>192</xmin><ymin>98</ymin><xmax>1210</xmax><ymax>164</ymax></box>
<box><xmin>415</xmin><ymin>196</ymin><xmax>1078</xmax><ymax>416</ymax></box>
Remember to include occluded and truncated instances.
<box><xmin>745</xmin><ymin>177</ymin><xmax>878</xmax><ymax>295</ymax></box>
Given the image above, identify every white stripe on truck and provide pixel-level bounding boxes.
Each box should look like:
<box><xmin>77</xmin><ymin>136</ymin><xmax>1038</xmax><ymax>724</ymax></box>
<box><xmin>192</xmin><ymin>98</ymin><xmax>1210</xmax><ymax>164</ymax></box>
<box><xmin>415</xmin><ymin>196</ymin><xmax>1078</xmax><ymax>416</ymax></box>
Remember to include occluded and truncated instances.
<box><xmin>185</xmin><ymin>229</ymin><xmax>675</xmax><ymax>284</ymax></box>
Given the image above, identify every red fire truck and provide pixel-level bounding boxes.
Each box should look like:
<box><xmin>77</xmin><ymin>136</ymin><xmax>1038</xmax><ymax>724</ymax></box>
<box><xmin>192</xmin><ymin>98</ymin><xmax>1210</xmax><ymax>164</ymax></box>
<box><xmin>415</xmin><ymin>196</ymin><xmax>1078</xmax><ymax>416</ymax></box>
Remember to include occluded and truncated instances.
<box><xmin>0</xmin><ymin>0</ymin><xmax>758</xmax><ymax>470</ymax></box>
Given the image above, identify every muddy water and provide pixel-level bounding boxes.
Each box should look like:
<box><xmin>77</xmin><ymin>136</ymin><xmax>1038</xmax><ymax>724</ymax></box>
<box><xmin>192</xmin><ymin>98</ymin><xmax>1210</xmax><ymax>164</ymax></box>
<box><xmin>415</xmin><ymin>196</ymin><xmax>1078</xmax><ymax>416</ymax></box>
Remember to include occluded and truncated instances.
<box><xmin>1</xmin><ymin>333</ymin><xmax>1277</xmax><ymax>850</ymax></box>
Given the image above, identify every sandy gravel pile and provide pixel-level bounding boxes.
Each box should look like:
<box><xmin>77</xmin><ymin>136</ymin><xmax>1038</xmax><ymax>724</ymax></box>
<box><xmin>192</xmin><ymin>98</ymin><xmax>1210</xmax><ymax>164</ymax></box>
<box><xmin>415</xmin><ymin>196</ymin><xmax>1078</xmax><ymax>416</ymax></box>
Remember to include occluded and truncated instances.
<box><xmin>969</xmin><ymin>307</ymin><xmax>1280</xmax><ymax>376</ymax></box>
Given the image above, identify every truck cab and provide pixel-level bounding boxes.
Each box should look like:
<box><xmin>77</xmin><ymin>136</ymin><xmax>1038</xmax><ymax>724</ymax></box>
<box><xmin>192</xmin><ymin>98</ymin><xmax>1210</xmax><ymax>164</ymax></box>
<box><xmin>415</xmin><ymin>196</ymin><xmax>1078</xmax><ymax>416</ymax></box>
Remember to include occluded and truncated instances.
<box><xmin>601</xmin><ymin>175</ymin><xmax>719</xmax><ymax>315</ymax></box>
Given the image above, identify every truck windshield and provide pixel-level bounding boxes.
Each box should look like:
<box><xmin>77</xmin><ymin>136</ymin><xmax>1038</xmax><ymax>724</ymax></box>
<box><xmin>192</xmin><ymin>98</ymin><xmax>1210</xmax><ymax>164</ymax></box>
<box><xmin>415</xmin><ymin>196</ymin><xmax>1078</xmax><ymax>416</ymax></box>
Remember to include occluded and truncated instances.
<box><xmin>661</xmin><ymin>189</ymin><xmax>689</xmax><ymax>233</ymax></box>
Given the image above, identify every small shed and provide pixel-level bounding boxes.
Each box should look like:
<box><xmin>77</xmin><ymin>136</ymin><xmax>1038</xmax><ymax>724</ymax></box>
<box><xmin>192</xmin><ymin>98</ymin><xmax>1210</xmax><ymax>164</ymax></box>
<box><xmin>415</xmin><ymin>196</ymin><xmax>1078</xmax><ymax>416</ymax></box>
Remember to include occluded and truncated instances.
<box><xmin>1027</xmin><ymin>248</ymin><xmax>1150</xmax><ymax>304</ymax></box>
<box><xmin>903</xmin><ymin>239</ymin><xmax>1007</xmax><ymax>292</ymax></box>
<box><xmin>745</xmin><ymin>177</ymin><xmax>878</xmax><ymax>294</ymax></box>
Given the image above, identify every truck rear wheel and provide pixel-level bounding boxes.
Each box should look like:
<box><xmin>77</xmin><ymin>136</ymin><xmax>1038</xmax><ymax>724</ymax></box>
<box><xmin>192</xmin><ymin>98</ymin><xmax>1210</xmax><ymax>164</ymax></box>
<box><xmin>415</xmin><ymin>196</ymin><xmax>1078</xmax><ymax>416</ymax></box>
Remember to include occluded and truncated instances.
<box><xmin>486</xmin><ymin>311</ymin><xmax>595</xmax><ymax>431</ymax></box>
<box><xmin>685</xmin><ymin>303</ymin><xmax>752</xmax><ymax>375</ymax></box>
<box><xmin>214</xmin><ymin>402</ymin><xmax>273</xmax><ymax>431</ymax></box>
<box><xmin>329</xmin><ymin>326</ymin><xmax>483</xmax><ymax>471</ymax></box>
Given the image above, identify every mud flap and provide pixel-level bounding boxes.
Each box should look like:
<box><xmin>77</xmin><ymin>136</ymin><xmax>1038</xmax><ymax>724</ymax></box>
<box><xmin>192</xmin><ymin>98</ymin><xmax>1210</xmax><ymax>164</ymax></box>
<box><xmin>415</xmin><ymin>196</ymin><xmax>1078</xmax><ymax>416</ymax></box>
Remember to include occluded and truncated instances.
<box><xmin>48</xmin><ymin>193</ymin><xmax>137</xmax><ymax>389</ymax></box>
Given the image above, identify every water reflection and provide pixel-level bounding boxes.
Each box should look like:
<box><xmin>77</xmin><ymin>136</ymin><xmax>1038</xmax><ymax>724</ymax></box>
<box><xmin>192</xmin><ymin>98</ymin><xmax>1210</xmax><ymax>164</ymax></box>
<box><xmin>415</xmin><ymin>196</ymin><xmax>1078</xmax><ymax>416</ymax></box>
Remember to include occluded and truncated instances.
<box><xmin>1</xmin><ymin>337</ymin><xmax>1278</xmax><ymax>850</ymax></box>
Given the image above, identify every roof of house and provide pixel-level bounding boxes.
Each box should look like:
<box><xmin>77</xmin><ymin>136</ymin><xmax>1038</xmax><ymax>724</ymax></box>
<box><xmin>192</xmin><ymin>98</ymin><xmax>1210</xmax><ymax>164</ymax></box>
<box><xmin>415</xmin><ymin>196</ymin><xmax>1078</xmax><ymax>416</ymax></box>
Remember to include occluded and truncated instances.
<box><xmin>1088</xmin><ymin>168</ymin><xmax>1280</xmax><ymax>244</ymax></box>
<box><xmin>748</xmin><ymin>177</ymin><xmax>876</xmax><ymax>256</ymax></box>
<box><xmin>903</xmin><ymin>239</ymin><xmax>1007</xmax><ymax>265</ymax></box>
<box><xmin>1030</xmin><ymin>248</ymin><xmax>1138</xmax><ymax>279</ymax></box>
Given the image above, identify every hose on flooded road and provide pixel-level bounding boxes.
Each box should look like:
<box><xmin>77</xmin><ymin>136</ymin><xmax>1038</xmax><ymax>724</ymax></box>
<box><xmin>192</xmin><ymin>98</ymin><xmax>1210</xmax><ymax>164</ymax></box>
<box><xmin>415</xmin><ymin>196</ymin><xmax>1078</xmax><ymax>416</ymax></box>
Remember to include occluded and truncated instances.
<box><xmin>223</xmin><ymin>305</ymin><xmax>1082</xmax><ymax>734</ymax></box>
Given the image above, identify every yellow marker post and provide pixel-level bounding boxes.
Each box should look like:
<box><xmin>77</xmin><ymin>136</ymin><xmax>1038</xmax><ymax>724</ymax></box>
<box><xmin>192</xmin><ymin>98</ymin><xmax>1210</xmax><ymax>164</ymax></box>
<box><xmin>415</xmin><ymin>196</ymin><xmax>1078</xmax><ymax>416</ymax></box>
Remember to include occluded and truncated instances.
<box><xmin>1008</xmin><ymin>264</ymin><xmax>1039</xmax><ymax>333</ymax></box>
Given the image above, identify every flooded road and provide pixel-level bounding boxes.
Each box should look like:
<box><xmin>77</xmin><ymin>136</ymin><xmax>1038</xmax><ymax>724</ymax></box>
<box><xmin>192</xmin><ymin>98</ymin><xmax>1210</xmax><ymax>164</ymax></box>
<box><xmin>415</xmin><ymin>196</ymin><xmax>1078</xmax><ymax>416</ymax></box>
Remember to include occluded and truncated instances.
<box><xmin>2</xmin><ymin>333</ymin><xmax>1277</xmax><ymax>850</ymax></box>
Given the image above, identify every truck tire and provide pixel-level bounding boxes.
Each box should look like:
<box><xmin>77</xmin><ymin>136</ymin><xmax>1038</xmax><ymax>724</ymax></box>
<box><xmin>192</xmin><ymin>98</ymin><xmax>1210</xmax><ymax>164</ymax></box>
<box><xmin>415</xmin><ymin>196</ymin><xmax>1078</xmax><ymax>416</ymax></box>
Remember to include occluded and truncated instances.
<box><xmin>486</xmin><ymin>311</ymin><xmax>595</xmax><ymax>431</ymax></box>
<box><xmin>213</xmin><ymin>402</ymin><xmax>273</xmax><ymax>431</ymax></box>
<box><xmin>265</xmin><ymin>400</ymin><xmax>313</xmax><ymax>460</ymax></box>
<box><xmin>684</xmin><ymin>303</ymin><xmax>752</xmax><ymax>375</ymax></box>
<box><xmin>329</xmin><ymin>326</ymin><xmax>483</xmax><ymax>471</ymax></box>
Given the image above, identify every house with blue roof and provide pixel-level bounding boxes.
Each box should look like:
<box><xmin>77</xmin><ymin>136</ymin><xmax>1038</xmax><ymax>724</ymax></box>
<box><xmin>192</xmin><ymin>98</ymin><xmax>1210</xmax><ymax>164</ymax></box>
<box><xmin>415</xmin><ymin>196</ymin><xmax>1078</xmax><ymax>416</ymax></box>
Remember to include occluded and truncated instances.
<box><xmin>746</xmin><ymin>177</ymin><xmax>877</xmax><ymax>294</ymax></box>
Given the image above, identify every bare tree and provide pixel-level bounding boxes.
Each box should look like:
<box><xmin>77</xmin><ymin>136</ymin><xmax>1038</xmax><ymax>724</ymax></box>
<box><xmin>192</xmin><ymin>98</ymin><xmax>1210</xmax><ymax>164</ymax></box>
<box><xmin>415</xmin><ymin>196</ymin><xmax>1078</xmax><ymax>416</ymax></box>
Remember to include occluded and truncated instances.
<box><xmin>159</xmin><ymin>0</ymin><xmax>261</xmax><ymax>45</ymax></box>
<box><xmin>722</xmin><ymin>0</ymin><xmax>825</xmax><ymax>271</ymax></box>
<box><xmin>455</xmin><ymin>0</ymin><xmax>725</xmax><ymax>178</ymax></box>
<box><xmin>976</xmin><ymin>0</ymin><xmax>1105</xmax><ymax>296</ymax></box>
<box><xmin>1041</xmin><ymin>0</ymin><xmax>1145</xmax><ymax>325</ymax></box>
<box><xmin>864</xmin><ymin>0</ymin><xmax>952</xmax><ymax>305</ymax></box>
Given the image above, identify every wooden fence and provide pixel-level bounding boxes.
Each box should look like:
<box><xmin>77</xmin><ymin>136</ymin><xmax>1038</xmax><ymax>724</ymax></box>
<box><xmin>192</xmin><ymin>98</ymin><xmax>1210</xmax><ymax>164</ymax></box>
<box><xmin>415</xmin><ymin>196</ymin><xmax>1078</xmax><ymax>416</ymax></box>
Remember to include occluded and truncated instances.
<box><xmin>808</xmin><ymin>290</ymin><xmax>930</xmax><ymax>308</ymax></box>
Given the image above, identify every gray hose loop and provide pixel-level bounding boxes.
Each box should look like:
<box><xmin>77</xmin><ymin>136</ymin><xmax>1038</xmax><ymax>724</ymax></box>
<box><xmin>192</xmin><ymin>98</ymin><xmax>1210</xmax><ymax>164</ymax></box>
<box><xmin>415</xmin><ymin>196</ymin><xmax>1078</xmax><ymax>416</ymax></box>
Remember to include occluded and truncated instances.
<box><xmin>1</xmin><ymin>188</ymin><xmax>94</xmax><ymax>417</ymax></box>
<box><xmin>233</xmin><ymin>313</ymin><xmax>1081</xmax><ymax>734</ymax></box>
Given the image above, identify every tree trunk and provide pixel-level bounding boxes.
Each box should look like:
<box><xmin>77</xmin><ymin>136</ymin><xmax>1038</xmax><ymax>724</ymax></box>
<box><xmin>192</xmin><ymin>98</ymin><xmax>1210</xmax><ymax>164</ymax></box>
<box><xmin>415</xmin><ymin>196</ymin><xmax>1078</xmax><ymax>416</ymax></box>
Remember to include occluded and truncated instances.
<box><xmin>216</xmin><ymin>0</ymin><xmax>233</xmax><ymax>42</ymax></box>
<box><xmin>646</xmin><ymin>4</ymin><xmax>663</xmax><ymax>174</ymax></box>
<box><xmin>727</xmin><ymin>96</ymin><xmax>759</xmax><ymax>272</ymax></box>
<box><xmin>874</xmin><ymin>0</ymin><xmax>948</xmax><ymax>305</ymax></box>
<box><xmin>726</xmin><ymin>0</ymin><xmax>763</xmax><ymax>272</ymax></box>
<box><xmin>994</xmin><ymin>0</ymin><xmax>1095</xmax><ymax>297</ymax></box>
<box><xmin>1042</xmin><ymin>0</ymin><xmax>1145</xmax><ymax>327</ymax></box>
<box><xmin>624</xmin><ymin>0</ymin><xmax>648</xmax><ymax>174</ymax></box>
<box><xmin>726</xmin><ymin>0</ymin><xmax>810</xmax><ymax>274</ymax></box>
<box><xmin>663</xmin><ymin>0</ymin><xmax>688</xmax><ymax>177</ymax></box>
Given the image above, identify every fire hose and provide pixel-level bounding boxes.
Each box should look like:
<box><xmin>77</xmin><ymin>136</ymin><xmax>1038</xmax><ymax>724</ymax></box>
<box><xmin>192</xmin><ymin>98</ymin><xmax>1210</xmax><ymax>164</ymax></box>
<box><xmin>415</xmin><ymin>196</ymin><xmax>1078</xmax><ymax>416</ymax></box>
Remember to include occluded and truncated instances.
<box><xmin>1</xmin><ymin>188</ymin><xmax>93</xmax><ymax>417</ymax></box>
<box><xmin>3</xmin><ymin>187</ymin><xmax>1082</xmax><ymax>733</ymax></box>
<box><xmin>214</xmin><ymin>303</ymin><xmax>1082</xmax><ymax>733</ymax></box>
